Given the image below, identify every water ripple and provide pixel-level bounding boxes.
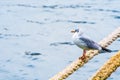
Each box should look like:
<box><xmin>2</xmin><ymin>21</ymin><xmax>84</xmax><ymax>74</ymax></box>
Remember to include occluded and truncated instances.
<box><xmin>114</xmin><ymin>16</ymin><xmax>120</xmax><ymax>19</ymax></box>
<box><xmin>17</xmin><ymin>4</ymin><xmax>38</xmax><ymax>8</ymax></box>
<box><xmin>88</xmin><ymin>8</ymin><xmax>120</xmax><ymax>13</ymax></box>
<box><xmin>42</xmin><ymin>4</ymin><xmax>92</xmax><ymax>9</ymax></box>
<box><xmin>26</xmin><ymin>20</ymin><xmax>44</xmax><ymax>24</ymax></box>
<box><xmin>0</xmin><ymin>33</ymin><xmax>30</xmax><ymax>39</ymax></box>
<box><xmin>25</xmin><ymin>51</ymin><xmax>42</xmax><ymax>56</ymax></box>
<box><xmin>67</xmin><ymin>20</ymin><xmax>95</xmax><ymax>24</ymax></box>
<box><xmin>26</xmin><ymin>64</ymin><xmax>35</xmax><ymax>68</ymax></box>
<box><xmin>50</xmin><ymin>42</ymin><xmax>74</xmax><ymax>46</ymax></box>
<box><xmin>43</xmin><ymin>5</ymin><xmax>58</xmax><ymax>9</ymax></box>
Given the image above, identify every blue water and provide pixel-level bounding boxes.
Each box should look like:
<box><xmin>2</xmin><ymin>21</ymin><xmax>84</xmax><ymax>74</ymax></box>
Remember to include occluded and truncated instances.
<box><xmin>0</xmin><ymin>0</ymin><xmax>120</xmax><ymax>80</ymax></box>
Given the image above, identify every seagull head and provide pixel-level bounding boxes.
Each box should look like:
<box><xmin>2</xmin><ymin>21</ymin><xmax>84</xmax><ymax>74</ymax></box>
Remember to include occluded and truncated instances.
<box><xmin>71</xmin><ymin>29</ymin><xmax>79</xmax><ymax>33</ymax></box>
<box><xmin>71</xmin><ymin>27</ymin><xmax>84</xmax><ymax>36</ymax></box>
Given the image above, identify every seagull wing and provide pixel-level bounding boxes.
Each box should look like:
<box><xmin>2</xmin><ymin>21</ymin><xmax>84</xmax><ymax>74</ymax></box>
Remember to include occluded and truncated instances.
<box><xmin>79</xmin><ymin>37</ymin><xmax>101</xmax><ymax>50</ymax></box>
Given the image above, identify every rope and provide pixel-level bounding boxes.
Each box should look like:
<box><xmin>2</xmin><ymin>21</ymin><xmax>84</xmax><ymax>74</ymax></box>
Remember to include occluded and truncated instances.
<box><xmin>49</xmin><ymin>27</ymin><xmax>120</xmax><ymax>80</ymax></box>
<box><xmin>89</xmin><ymin>50</ymin><xmax>120</xmax><ymax>80</ymax></box>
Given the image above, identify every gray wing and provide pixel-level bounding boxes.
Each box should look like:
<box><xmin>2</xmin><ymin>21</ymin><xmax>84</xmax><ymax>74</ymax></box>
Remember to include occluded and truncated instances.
<box><xmin>79</xmin><ymin>37</ymin><xmax>101</xmax><ymax>50</ymax></box>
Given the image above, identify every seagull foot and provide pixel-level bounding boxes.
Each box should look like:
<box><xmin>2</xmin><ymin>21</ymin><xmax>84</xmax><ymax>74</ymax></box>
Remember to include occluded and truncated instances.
<box><xmin>79</xmin><ymin>55</ymin><xmax>86</xmax><ymax>61</ymax></box>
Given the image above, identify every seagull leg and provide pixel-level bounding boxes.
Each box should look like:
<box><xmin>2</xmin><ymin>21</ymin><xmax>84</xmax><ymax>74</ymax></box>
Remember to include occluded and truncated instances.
<box><xmin>80</xmin><ymin>49</ymin><xmax>86</xmax><ymax>60</ymax></box>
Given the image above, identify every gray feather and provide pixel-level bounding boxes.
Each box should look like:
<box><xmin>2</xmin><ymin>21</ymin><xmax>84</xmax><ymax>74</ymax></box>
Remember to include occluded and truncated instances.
<box><xmin>79</xmin><ymin>37</ymin><xmax>101</xmax><ymax>50</ymax></box>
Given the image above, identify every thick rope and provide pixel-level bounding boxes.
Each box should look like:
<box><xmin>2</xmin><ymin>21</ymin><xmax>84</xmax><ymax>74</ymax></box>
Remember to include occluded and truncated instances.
<box><xmin>89</xmin><ymin>50</ymin><xmax>120</xmax><ymax>80</ymax></box>
<box><xmin>49</xmin><ymin>27</ymin><xmax>120</xmax><ymax>80</ymax></box>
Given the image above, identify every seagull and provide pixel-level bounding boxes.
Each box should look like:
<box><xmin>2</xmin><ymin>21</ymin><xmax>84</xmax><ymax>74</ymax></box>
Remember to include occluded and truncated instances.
<box><xmin>71</xmin><ymin>28</ymin><xmax>111</xmax><ymax>60</ymax></box>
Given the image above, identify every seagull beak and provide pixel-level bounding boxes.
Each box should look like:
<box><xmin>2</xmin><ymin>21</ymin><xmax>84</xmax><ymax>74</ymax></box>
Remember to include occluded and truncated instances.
<box><xmin>71</xmin><ymin>30</ymin><xmax>76</xmax><ymax>33</ymax></box>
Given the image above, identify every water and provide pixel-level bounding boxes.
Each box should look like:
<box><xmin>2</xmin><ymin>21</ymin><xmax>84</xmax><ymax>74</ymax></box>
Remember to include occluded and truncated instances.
<box><xmin>0</xmin><ymin>0</ymin><xmax>120</xmax><ymax>80</ymax></box>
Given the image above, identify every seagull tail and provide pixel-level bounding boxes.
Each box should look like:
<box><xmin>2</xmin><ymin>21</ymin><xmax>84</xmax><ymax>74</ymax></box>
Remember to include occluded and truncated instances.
<box><xmin>102</xmin><ymin>47</ymin><xmax>112</xmax><ymax>52</ymax></box>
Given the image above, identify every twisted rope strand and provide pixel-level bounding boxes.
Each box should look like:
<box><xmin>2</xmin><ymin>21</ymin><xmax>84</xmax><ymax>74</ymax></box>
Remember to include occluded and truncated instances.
<box><xmin>89</xmin><ymin>51</ymin><xmax>120</xmax><ymax>80</ymax></box>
